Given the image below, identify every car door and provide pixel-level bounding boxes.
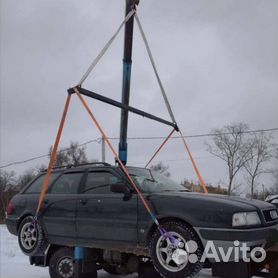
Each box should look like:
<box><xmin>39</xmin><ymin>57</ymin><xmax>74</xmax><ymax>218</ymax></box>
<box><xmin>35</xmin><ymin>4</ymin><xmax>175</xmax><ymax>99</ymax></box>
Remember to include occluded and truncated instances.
<box><xmin>76</xmin><ymin>168</ymin><xmax>138</xmax><ymax>245</ymax></box>
<box><xmin>41</xmin><ymin>171</ymin><xmax>84</xmax><ymax>245</ymax></box>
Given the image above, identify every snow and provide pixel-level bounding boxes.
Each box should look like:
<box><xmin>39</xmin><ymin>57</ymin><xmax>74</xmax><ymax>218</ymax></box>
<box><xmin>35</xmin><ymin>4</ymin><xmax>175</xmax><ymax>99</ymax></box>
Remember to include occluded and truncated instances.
<box><xmin>0</xmin><ymin>224</ymin><xmax>212</xmax><ymax>278</ymax></box>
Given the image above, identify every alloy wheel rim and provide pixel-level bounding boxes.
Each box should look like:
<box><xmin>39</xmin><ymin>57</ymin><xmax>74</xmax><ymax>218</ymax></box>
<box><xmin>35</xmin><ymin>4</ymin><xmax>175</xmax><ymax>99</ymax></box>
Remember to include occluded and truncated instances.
<box><xmin>20</xmin><ymin>222</ymin><xmax>37</xmax><ymax>250</ymax></box>
<box><xmin>57</xmin><ymin>257</ymin><xmax>73</xmax><ymax>278</ymax></box>
<box><xmin>156</xmin><ymin>231</ymin><xmax>189</xmax><ymax>272</ymax></box>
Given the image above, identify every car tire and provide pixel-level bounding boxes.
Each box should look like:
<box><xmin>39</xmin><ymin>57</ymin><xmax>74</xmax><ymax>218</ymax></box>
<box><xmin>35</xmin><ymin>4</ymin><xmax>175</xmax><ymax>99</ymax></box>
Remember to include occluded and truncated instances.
<box><xmin>18</xmin><ymin>216</ymin><xmax>48</xmax><ymax>256</ymax></box>
<box><xmin>49</xmin><ymin>247</ymin><xmax>74</xmax><ymax>278</ymax></box>
<box><xmin>150</xmin><ymin>221</ymin><xmax>203</xmax><ymax>278</ymax></box>
<box><xmin>102</xmin><ymin>264</ymin><xmax>120</xmax><ymax>275</ymax></box>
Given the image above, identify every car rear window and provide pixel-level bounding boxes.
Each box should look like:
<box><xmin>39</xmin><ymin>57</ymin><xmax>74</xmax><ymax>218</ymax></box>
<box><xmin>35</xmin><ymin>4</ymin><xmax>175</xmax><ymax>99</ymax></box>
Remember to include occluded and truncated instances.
<box><xmin>24</xmin><ymin>173</ymin><xmax>59</xmax><ymax>194</ymax></box>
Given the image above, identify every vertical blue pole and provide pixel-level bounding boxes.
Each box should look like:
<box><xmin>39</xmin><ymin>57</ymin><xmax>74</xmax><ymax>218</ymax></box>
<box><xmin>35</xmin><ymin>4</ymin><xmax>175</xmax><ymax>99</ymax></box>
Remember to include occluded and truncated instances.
<box><xmin>74</xmin><ymin>246</ymin><xmax>85</xmax><ymax>278</ymax></box>
<box><xmin>119</xmin><ymin>61</ymin><xmax>132</xmax><ymax>163</ymax></box>
<box><xmin>74</xmin><ymin>247</ymin><xmax>85</xmax><ymax>261</ymax></box>
<box><xmin>118</xmin><ymin>0</ymin><xmax>137</xmax><ymax>165</ymax></box>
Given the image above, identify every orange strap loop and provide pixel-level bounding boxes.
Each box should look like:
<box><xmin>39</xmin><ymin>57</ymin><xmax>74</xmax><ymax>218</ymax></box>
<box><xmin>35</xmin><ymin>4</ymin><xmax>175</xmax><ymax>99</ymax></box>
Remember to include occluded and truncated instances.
<box><xmin>179</xmin><ymin>130</ymin><xmax>208</xmax><ymax>194</ymax></box>
<box><xmin>144</xmin><ymin>128</ymin><xmax>208</xmax><ymax>194</ymax></box>
<box><xmin>36</xmin><ymin>94</ymin><xmax>72</xmax><ymax>214</ymax></box>
<box><xmin>145</xmin><ymin>128</ymin><xmax>175</xmax><ymax>168</ymax></box>
<box><xmin>74</xmin><ymin>88</ymin><xmax>160</xmax><ymax>226</ymax></box>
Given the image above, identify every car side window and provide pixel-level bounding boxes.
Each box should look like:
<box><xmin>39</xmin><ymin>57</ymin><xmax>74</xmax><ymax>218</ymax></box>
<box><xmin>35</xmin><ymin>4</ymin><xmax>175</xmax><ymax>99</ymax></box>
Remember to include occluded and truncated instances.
<box><xmin>83</xmin><ymin>171</ymin><xmax>121</xmax><ymax>194</ymax></box>
<box><xmin>24</xmin><ymin>173</ymin><xmax>59</xmax><ymax>194</ymax></box>
<box><xmin>48</xmin><ymin>173</ymin><xmax>83</xmax><ymax>194</ymax></box>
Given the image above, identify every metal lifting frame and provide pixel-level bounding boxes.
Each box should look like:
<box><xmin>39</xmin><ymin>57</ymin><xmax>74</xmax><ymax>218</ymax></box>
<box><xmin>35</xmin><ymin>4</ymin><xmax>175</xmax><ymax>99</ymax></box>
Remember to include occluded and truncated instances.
<box><xmin>68</xmin><ymin>87</ymin><xmax>178</xmax><ymax>130</ymax></box>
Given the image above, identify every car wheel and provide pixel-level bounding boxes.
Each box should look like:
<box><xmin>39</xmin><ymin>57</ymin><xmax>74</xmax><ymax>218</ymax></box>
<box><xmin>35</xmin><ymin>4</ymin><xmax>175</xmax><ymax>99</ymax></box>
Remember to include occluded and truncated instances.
<box><xmin>102</xmin><ymin>264</ymin><xmax>120</xmax><ymax>275</ymax></box>
<box><xmin>18</xmin><ymin>216</ymin><xmax>48</xmax><ymax>256</ymax></box>
<box><xmin>49</xmin><ymin>247</ymin><xmax>74</xmax><ymax>278</ymax></box>
<box><xmin>150</xmin><ymin>221</ymin><xmax>203</xmax><ymax>278</ymax></box>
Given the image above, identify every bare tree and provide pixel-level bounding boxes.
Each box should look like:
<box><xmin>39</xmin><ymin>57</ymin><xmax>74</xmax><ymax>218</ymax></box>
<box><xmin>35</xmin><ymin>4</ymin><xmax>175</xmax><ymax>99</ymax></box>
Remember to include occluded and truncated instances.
<box><xmin>49</xmin><ymin>141</ymin><xmax>89</xmax><ymax>167</ymax></box>
<box><xmin>66</xmin><ymin>142</ymin><xmax>88</xmax><ymax>166</ymax></box>
<box><xmin>0</xmin><ymin>170</ymin><xmax>17</xmax><ymax>221</ymax></box>
<box><xmin>49</xmin><ymin>146</ymin><xmax>68</xmax><ymax>167</ymax></box>
<box><xmin>206</xmin><ymin>123</ymin><xmax>253</xmax><ymax>195</ymax></box>
<box><xmin>270</xmin><ymin>145</ymin><xmax>278</xmax><ymax>193</ymax></box>
<box><xmin>16</xmin><ymin>168</ymin><xmax>37</xmax><ymax>190</ymax></box>
<box><xmin>244</xmin><ymin>132</ymin><xmax>273</xmax><ymax>199</ymax></box>
<box><xmin>150</xmin><ymin>162</ymin><xmax>171</xmax><ymax>177</ymax></box>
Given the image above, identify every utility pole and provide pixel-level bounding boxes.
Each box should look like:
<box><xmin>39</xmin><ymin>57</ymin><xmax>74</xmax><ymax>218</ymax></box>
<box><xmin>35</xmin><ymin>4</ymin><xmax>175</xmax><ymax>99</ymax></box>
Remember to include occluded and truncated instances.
<box><xmin>118</xmin><ymin>0</ymin><xmax>139</xmax><ymax>165</ymax></box>
<box><xmin>101</xmin><ymin>136</ymin><xmax>106</xmax><ymax>162</ymax></box>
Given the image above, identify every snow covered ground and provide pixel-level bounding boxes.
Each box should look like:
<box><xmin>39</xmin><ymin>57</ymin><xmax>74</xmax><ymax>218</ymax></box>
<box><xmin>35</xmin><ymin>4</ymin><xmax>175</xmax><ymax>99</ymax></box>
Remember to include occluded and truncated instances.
<box><xmin>0</xmin><ymin>224</ymin><xmax>213</xmax><ymax>278</ymax></box>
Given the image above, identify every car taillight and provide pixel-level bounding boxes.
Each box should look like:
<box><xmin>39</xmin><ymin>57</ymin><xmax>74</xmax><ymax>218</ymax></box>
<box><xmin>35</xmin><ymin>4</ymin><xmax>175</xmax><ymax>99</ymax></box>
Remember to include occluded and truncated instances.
<box><xmin>6</xmin><ymin>202</ymin><xmax>14</xmax><ymax>215</ymax></box>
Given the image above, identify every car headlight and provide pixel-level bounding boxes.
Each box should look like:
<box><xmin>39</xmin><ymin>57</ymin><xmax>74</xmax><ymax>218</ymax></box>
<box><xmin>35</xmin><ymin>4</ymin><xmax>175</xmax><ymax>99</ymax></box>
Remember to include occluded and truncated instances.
<box><xmin>232</xmin><ymin>212</ymin><xmax>261</xmax><ymax>227</ymax></box>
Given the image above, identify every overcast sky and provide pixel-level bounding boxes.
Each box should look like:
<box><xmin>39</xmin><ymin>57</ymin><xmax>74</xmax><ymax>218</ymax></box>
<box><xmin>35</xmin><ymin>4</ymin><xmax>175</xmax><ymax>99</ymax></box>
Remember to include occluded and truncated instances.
<box><xmin>1</xmin><ymin>0</ymin><xmax>277</xmax><ymax>192</ymax></box>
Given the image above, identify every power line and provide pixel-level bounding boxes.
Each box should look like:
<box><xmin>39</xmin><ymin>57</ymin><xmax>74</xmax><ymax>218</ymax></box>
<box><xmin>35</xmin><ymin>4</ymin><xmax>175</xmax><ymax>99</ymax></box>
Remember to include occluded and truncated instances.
<box><xmin>108</xmin><ymin>128</ymin><xmax>278</xmax><ymax>140</ymax></box>
<box><xmin>129</xmin><ymin>156</ymin><xmax>213</xmax><ymax>166</ymax></box>
<box><xmin>0</xmin><ymin>139</ymin><xmax>100</xmax><ymax>169</ymax></box>
<box><xmin>1</xmin><ymin>127</ymin><xmax>277</xmax><ymax>169</ymax></box>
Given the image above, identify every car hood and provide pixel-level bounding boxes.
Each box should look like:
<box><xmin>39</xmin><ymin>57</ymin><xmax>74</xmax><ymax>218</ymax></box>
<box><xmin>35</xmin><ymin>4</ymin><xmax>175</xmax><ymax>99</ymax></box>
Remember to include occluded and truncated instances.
<box><xmin>150</xmin><ymin>191</ymin><xmax>276</xmax><ymax>211</ymax></box>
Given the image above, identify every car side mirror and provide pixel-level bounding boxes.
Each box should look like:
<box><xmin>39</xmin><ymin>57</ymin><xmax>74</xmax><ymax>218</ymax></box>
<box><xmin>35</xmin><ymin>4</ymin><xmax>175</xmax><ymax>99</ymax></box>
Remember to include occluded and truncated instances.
<box><xmin>110</xmin><ymin>183</ymin><xmax>132</xmax><ymax>201</ymax></box>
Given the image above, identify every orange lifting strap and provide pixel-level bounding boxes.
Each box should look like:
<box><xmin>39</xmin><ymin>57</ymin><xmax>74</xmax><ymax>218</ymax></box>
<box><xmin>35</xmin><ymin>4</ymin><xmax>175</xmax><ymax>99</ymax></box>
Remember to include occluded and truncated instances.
<box><xmin>145</xmin><ymin>128</ymin><xmax>176</xmax><ymax>168</ymax></box>
<box><xmin>179</xmin><ymin>130</ymin><xmax>208</xmax><ymax>194</ymax></box>
<box><xmin>145</xmin><ymin>130</ymin><xmax>208</xmax><ymax>194</ymax></box>
<box><xmin>36</xmin><ymin>94</ymin><xmax>72</xmax><ymax>214</ymax></box>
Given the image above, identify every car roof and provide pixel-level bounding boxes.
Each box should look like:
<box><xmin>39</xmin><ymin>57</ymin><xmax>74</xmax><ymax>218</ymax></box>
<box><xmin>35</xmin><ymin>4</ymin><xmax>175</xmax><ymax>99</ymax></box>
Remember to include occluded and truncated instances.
<box><xmin>40</xmin><ymin>162</ymin><xmax>112</xmax><ymax>173</ymax></box>
<box><xmin>40</xmin><ymin>163</ymin><xmax>148</xmax><ymax>174</ymax></box>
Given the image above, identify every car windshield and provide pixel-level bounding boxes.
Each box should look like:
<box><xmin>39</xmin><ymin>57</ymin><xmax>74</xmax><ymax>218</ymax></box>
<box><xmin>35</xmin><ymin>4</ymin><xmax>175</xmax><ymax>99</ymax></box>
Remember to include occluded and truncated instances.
<box><xmin>127</xmin><ymin>167</ymin><xmax>189</xmax><ymax>193</ymax></box>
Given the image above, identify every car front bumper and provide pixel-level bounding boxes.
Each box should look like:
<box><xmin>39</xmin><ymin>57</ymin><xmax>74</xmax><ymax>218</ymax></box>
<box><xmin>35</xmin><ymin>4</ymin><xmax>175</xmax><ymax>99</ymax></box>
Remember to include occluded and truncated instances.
<box><xmin>195</xmin><ymin>224</ymin><xmax>278</xmax><ymax>262</ymax></box>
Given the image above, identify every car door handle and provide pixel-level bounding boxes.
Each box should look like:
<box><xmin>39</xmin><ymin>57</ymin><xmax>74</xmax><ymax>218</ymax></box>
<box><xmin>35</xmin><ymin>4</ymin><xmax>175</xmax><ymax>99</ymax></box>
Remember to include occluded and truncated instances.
<box><xmin>80</xmin><ymin>199</ymin><xmax>88</xmax><ymax>205</ymax></box>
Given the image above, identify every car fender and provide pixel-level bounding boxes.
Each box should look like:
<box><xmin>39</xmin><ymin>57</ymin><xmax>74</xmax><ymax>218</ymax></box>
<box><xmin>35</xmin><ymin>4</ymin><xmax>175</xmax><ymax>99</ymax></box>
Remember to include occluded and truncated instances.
<box><xmin>143</xmin><ymin>213</ymin><xmax>199</xmax><ymax>245</ymax></box>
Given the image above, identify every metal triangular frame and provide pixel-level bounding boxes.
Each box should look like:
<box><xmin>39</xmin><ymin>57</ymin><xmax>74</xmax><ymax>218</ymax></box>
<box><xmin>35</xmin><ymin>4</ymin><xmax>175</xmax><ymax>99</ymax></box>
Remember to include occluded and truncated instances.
<box><xmin>36</xmin><ymin>7</ymin><xmax>209</xmax><ymax>223</ymax></box>
<box><xmin>71</xmin><ymin>7</ymin><xmax>208</xmax><ymax>194</ymax></box>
